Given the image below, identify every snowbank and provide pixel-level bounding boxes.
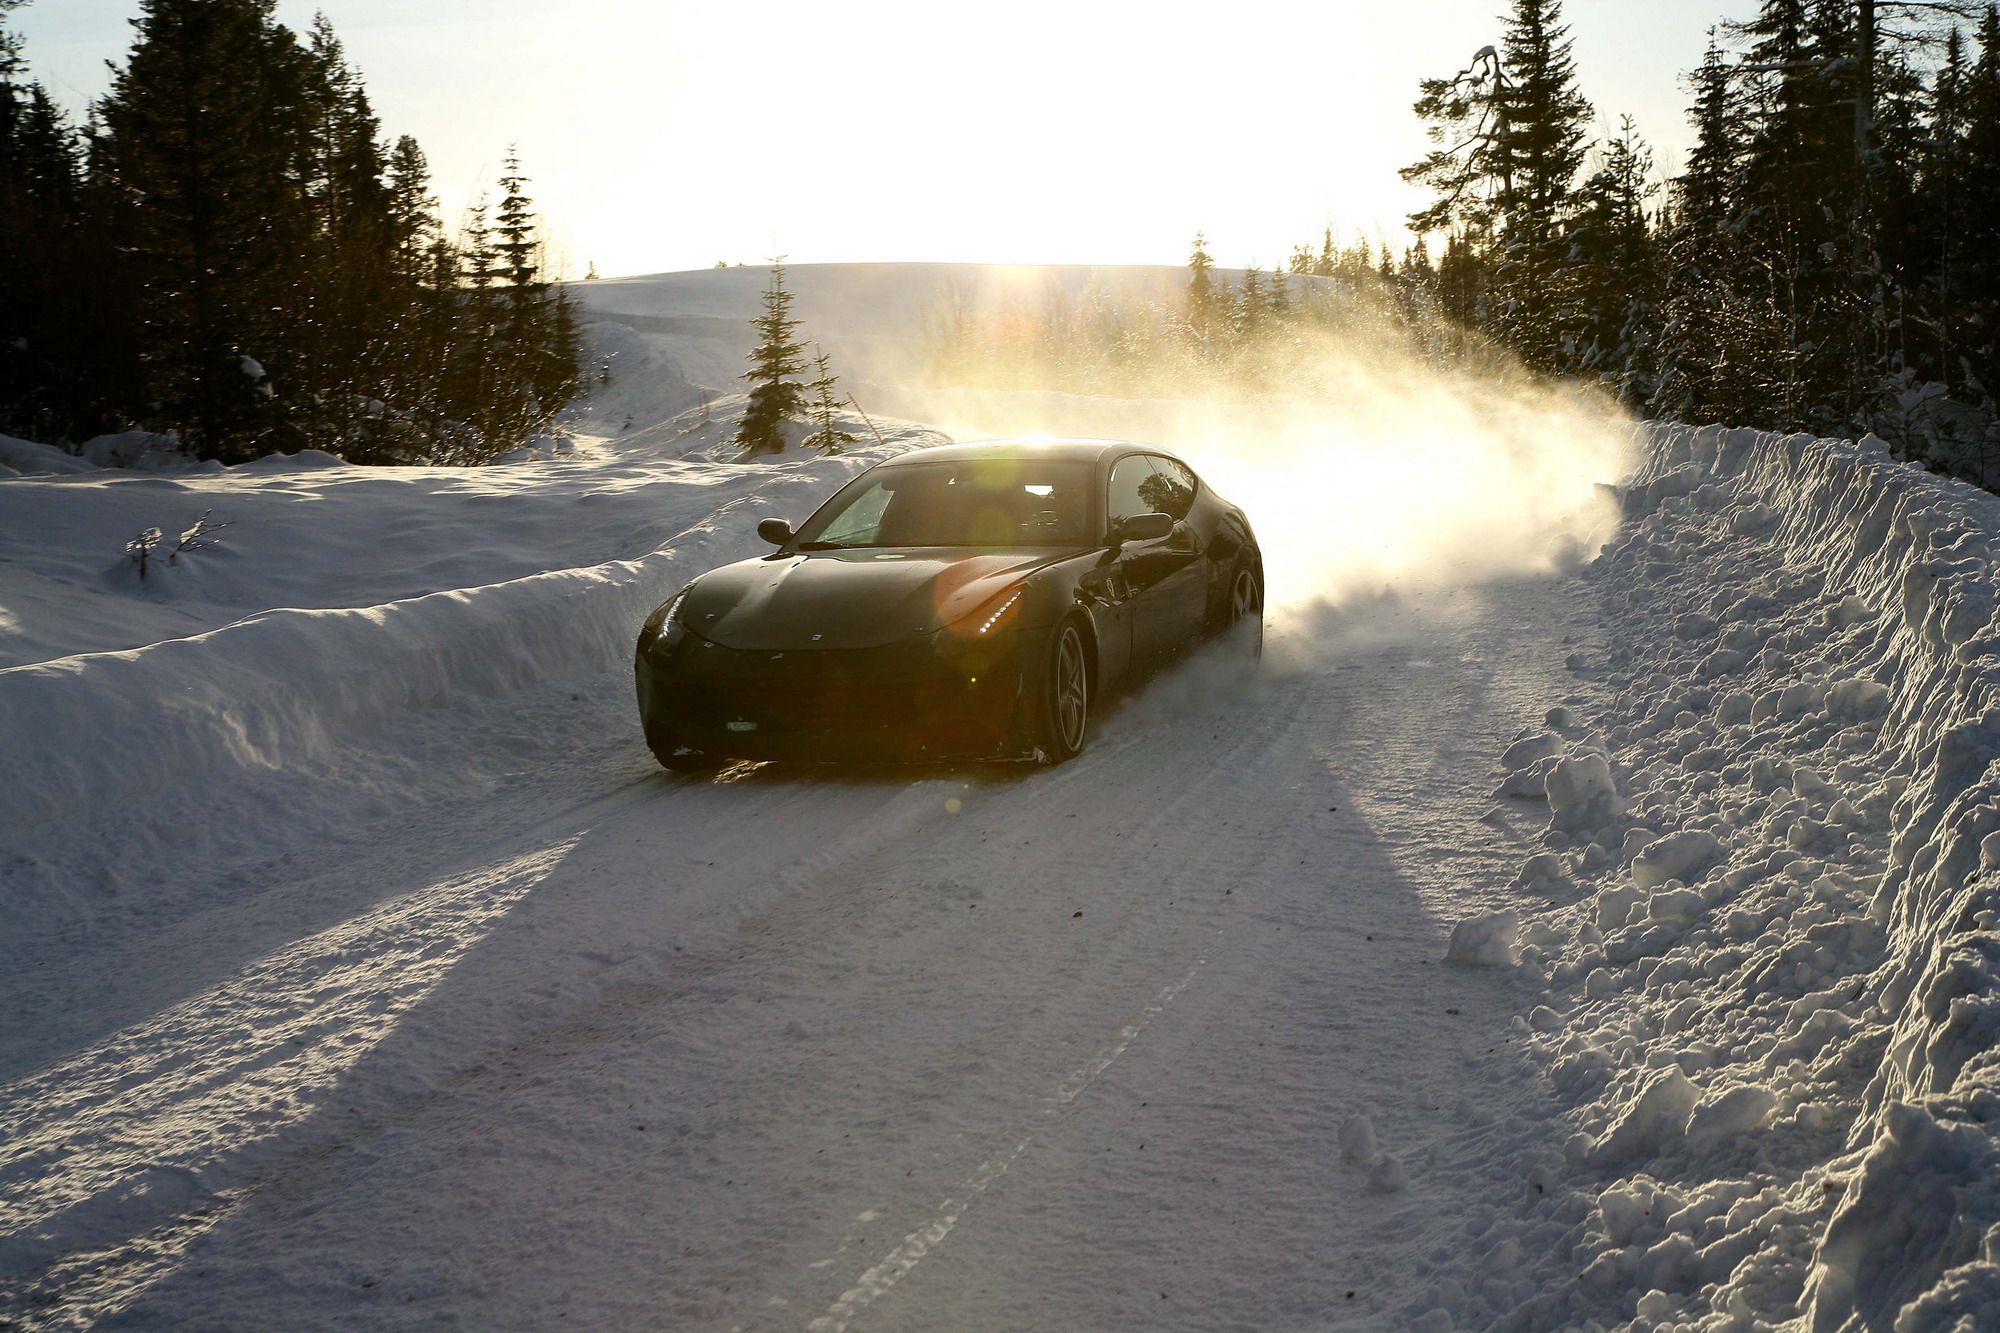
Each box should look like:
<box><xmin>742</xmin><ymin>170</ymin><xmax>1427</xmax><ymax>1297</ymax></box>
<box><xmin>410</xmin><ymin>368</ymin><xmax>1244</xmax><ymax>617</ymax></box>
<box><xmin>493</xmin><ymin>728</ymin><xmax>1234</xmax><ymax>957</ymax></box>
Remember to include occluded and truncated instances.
<box><xmin>0</xmin><ymin>445</ymin><xmax>885</xmax><ymax>937</ymax></box>
<box><xmin>1493</xmin><ymin>421</ymin><xmax>2000</xmax><ymax>1329</ymax></box>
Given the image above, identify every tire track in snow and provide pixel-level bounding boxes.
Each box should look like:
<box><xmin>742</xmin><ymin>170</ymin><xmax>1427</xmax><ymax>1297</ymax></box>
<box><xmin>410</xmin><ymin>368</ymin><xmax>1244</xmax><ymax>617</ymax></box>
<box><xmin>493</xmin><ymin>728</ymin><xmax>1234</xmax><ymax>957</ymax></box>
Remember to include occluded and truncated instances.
<box><xmin>805</xmin><ymin>958</ymin><xmax>1206</xmax><ymax>1333</ymax></box>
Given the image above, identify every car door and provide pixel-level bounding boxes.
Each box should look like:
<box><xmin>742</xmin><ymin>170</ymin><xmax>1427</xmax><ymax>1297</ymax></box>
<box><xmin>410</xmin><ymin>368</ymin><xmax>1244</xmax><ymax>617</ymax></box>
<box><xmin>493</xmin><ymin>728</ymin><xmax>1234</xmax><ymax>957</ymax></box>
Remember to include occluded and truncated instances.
<box><xmin>1105</xmin><ymin>453</ymin><xmax>1189</xmax><ymax>665</ymax></box>
<box><xmin>1132</xmin><ymin>456</ymin><xmax>1210</xmax><ymax>657</ymax></box>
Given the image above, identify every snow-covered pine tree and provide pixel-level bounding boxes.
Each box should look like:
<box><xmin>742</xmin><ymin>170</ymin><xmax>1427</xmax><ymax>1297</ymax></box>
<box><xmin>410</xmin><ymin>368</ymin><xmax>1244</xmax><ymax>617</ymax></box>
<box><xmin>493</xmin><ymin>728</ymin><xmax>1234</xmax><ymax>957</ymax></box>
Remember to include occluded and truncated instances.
<box><xmin>736</xmin><ymin>263</ymin><xmax>809</xmax><ymax>456</ymax></box>
<box><xmin>801</xmin><ymin>346</ymin><xmax>856</xmax><ymax>455</ymax></box>
<box><xmin>1656</xmin><ymin>31</ymin><xmax>1752</xmax><ymax>424</ymax></box>
<box><xmin>1265</xmin><ymin>267</ymin><xmax>1290</xmax><ymax>321</ymax></box>
<box><xmin>1235</xmin><ymin>266</ymin><xmax>1265</xmax><ymax>344</ymax></box>
<box><xmin>1563</xmin><ymin>116</ymin><xmax>1658</xmax><ymax>403</ymax></box>
<box><xmin>1186</xmin><ymin>232</ymin><xmax>1218</xmax><ymax>337</ymax></box>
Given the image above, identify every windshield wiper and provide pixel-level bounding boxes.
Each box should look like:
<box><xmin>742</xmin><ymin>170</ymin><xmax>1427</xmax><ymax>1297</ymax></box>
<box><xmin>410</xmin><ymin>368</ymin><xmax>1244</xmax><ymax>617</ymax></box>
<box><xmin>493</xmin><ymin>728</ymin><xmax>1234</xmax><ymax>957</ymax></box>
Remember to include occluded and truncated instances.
<box><xmin>795</xmin><ymin>540</ymin><xmax>862</xmax><ymax>551</ymax></box>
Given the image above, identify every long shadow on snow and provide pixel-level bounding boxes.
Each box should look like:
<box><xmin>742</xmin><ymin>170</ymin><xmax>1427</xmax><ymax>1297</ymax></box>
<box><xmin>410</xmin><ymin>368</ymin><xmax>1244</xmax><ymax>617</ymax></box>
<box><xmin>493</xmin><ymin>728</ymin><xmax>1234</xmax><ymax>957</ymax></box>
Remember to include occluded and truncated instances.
<box><xmin>70</xmin><ymin>592</ymin><xmax>1582</xmax><ymax>1331</ymax></box>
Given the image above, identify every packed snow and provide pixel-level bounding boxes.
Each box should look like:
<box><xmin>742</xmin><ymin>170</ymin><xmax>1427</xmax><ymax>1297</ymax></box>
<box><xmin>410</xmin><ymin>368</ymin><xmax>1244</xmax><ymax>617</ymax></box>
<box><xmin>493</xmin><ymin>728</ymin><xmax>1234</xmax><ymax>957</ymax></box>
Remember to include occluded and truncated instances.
<box><xmin>6</xmin><ymin>266</ymin><xmax>2000</xmax><ymax>1330</ymax></box>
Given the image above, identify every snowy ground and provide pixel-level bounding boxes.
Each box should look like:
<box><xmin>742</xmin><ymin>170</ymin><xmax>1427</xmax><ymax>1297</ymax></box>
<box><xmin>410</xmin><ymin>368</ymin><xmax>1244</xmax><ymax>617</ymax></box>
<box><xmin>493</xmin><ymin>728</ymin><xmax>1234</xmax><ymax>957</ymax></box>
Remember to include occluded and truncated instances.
<box><xmin>7</xmin><ymin>268</ymin><xmax>2000</xmax><ymax>1330</ymax></box>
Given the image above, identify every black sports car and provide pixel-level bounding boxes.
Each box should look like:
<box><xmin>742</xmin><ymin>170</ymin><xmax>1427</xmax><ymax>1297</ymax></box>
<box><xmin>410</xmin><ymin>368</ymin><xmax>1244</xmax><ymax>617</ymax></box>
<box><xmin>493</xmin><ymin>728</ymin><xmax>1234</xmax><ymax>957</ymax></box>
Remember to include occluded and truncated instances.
<box><xmin>634</xmin><ymin>438</ymin><xmax>1261</xmax><ymax>768</ymax></box>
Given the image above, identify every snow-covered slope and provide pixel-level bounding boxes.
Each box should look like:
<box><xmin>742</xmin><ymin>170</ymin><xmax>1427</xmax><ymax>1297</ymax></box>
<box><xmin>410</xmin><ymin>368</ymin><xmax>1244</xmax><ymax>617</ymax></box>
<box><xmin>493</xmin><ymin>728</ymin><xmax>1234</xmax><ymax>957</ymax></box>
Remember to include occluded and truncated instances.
<box><xmin>1456</xmin><ymin>422</ymin><xmax>2000</xmax><ymax>1330</ymax></box>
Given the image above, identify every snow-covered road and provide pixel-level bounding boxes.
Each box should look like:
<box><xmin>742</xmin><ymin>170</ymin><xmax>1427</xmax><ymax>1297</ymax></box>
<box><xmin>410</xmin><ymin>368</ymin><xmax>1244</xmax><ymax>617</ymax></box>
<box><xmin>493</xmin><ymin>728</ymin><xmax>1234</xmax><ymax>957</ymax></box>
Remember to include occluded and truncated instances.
<box><xmin>1</xmin><ymin>577</ymin><xmax>1583</xmax><ymax>1330</ymax></box>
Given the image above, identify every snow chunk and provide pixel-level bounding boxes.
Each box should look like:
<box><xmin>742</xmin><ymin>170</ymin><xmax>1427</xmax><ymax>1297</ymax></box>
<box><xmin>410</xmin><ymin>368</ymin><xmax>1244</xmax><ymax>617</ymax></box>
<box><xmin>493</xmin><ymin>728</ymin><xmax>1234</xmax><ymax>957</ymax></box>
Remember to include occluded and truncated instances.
<box><xmin>1517</xmin><ymin>852</ymin><xmax>1567</xmax><ymax>890</ymax></box>
<box><xmin>1445</xmin><ymin>909</ymin><xmax>1519</xmax><ymax>967</ymax></box>
<box><xmin>1684</xmin><ymin>1083</ymin><xmax>1779</xmax><ymax>1152</ymax></box>
<box><xmin>1548</xmin><ymin>752</ymin><xmax>1621</xmax><ymax>833</ymax></box>
<box><xmin>1646</xmin><ymin>887</ymin><xmax>1707</xmax><ymax>925</ymax></box>
<box><xmin>1493</xmin><ymin>753</ymin><xmax>1559</xmax><ymax>799</ymax></box>
<box><xmin>1825</xmin><ymin>679</ymin><xmax>1889</xmax><ymax>722</ymax></box>
<box><xmin>1631</xmin><ymin>830</ymin><xmax>1724</xmax><ymax>890</ymax></box>
<box><xmin>1502</xmin><ymin>732</ymin><xmax>1560</xmax><ymax>771</ymax></box>
<box><xmin>1589</xmin><ymin>1068</ymin><xmax>1698</xmax><ymax>1167</ymax></box>
<box><xmin>1340</xmin><ymin>1113</ymin><xmax>1378</xmax><ymax>1163</ymax></box>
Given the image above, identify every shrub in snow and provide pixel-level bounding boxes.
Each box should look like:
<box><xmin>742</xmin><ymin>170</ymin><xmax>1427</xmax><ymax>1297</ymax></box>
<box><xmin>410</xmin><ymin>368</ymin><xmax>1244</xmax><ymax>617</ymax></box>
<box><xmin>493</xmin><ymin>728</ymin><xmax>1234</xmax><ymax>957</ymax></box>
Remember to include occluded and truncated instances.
<box><xmin>125</xmin><ymin>526</ymin><xmax>163</xmax><ymax>580</ymax></box>
<box><xmin>1547</xmin><ymin>751</ymin><xmax>1621</xmax><ymax>832</ymax></box>
<box><xmin>1446</xmin><ymin>909</ymin><xmax>1519</xmax><ymax>967</ymax></box>
<box><xmin>171</xmin><ymin>510</ymin><xmax>230</xmax><ymax>565</ymax></box>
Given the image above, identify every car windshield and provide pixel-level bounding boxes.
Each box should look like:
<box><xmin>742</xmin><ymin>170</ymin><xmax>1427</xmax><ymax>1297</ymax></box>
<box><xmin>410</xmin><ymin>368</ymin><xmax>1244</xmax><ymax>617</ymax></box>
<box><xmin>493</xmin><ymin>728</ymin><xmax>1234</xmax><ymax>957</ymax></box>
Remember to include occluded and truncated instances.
<box><xmin>794</xmin><ymin>460</ymin><xmax>1094</xmax><ymax>549</ymax></box>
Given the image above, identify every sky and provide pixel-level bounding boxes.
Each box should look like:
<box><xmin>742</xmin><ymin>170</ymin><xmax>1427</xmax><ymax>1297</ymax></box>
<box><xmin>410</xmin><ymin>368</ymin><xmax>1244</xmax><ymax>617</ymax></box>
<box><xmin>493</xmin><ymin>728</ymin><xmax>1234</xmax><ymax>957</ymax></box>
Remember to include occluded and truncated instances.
<box><xmin>13</xmin><ymin>0</ymin><xmax>1761</xmax><ymax>280</ymax></box>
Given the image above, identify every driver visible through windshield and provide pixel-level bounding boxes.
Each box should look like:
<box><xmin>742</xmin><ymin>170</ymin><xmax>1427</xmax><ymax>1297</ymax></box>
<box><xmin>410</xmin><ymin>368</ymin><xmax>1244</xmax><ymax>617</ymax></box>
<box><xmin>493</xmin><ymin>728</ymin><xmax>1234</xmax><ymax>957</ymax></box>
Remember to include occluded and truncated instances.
<box><xmin>796</xmin><ymin>459</ymin><xmax>1093</xmax><ymax>549</ymax></box>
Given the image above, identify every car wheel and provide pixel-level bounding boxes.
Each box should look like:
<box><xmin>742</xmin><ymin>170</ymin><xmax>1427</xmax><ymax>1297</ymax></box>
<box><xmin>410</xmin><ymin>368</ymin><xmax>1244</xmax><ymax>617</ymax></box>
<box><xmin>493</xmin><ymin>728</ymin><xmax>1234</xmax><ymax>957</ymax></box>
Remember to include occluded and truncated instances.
<box><xmin>1228</xmin><ymin>564</ymin><xmax>1264</xmax><ymax>659</ymax></box>
<box><xmin>1038</xmin><ymin>620</ymin><xmax>1091</xmax><ymax>764</ymax></box>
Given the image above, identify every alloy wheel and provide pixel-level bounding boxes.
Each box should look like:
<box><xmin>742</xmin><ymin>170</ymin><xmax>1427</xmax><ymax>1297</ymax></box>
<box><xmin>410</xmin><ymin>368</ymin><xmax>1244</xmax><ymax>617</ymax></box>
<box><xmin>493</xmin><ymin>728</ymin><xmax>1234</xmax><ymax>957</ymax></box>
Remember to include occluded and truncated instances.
<box><xmin>1055</xmin><ymin>625</ymin><xmax>1088</xmax><ymax>753</ymax></box>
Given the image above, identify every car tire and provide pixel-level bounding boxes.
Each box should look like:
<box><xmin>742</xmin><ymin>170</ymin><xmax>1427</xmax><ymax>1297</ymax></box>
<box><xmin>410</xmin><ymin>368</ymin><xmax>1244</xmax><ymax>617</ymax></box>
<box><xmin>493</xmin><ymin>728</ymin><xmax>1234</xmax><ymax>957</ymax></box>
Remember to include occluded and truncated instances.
<box><xmin>1037</xmin><ymin>619</ymin><xmax>1091</xmax><ymax>764</ymax></box>
<box><xmin>1228</xmin><ymin>562</ymin><xmax>1264</xmax><ymax>660</ymax></box>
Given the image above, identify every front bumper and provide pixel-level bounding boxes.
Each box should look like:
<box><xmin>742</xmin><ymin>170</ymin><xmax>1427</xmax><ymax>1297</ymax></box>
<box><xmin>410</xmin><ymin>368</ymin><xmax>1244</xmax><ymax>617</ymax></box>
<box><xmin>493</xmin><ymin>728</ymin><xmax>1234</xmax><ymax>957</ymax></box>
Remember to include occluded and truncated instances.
<box><xmin>635</xmin><ymin>626</ymin><xmax>1038</xmax><ymax>763</ymax></box>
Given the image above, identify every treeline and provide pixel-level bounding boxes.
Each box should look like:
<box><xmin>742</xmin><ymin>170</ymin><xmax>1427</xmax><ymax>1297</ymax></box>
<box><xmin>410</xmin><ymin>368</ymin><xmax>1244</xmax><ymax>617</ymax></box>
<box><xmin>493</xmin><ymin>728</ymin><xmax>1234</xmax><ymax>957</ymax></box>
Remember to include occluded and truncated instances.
<box><xmin>0</xmin><ymin>0</ymin><xmax>583</xmax><ymax>465</ymax></box>
<box><xmin>929</xmin><ymin>0</ymin><xmax>2000</xmax><ymax>489</ymax></box>
<box><xmin>1403</xmin><ymin>0</ymin><xmax>2000</xmax><ymax>485</ymax></box>
<box><xmin>919</xmin><ymin>231</ymin><xmax>1523</xmax><ymax>403</ymax></box>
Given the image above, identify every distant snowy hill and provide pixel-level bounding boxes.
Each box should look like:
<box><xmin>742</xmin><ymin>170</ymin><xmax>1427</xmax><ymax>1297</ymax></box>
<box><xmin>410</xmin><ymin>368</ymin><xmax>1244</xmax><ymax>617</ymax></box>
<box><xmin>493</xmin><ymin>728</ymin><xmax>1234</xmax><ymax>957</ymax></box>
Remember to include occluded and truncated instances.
<box><xmin>563</xmin><ymin>262</ymin><xmax>1243</xmax><ymax>456</ymax></box>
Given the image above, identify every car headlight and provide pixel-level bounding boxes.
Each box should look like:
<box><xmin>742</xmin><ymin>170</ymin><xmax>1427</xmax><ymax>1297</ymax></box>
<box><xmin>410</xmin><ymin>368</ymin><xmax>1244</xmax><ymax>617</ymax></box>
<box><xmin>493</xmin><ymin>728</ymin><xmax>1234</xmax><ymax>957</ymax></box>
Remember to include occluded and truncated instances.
<box><xmin>639</xmin><ymin>585</ymin><xmax>693</xmax><ymax>653</ymax></box>
<box><xmin>941</xmin><ymin>585</ymin><xmax>1026</xmax><ymax>643</ymax></box>
<box><xmin>934</xmin><ymin>585</ymin><xmax>1031</xmax><ymax>681</ymax></box>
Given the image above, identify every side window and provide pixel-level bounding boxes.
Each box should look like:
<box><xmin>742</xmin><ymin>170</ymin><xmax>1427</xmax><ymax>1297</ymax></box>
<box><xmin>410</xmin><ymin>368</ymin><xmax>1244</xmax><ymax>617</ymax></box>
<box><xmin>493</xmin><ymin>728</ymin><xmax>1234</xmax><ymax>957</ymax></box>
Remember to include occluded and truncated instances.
<box><xmin>1106</xmin><ymin>456</ymin><xmax>1155</xmax><ymax>530</ymax></box>
<box><xmin>1138</xmin><ymin>457</ymin><xmax>1197</xmax><ymax>521</ymax></box>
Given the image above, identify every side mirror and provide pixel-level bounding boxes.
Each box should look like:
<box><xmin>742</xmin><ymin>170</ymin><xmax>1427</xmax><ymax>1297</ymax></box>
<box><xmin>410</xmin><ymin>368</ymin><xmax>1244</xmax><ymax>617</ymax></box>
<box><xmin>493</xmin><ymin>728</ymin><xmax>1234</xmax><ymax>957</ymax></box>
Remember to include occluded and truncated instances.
<box><xmin>1112</xmin><ymin>513</ymin><xmax>1174</xmax><ymax>545</ymax></box>
<box><xmin>756</xmin><ymin>518</ymin><xmax>793</xmax><ymax>547</ymax></box>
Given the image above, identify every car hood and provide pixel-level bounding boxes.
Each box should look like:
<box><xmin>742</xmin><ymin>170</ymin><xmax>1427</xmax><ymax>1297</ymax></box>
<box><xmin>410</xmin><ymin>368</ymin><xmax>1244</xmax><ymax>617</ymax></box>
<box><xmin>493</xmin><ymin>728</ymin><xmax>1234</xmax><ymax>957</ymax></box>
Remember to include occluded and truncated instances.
<box><xmin>683</xmin><ymin>548</ymin><xmax>1075</xmax><ymax>651</ymax></box>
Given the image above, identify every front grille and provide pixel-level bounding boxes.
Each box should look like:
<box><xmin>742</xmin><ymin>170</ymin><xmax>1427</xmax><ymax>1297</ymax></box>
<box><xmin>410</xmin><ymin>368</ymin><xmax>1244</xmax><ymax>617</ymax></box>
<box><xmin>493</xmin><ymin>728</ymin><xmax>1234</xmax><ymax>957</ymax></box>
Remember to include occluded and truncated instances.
<box><xmin>646</xmin><ymin>638</ymin><xmax>1025</xmax><ymax>758</ymax></box>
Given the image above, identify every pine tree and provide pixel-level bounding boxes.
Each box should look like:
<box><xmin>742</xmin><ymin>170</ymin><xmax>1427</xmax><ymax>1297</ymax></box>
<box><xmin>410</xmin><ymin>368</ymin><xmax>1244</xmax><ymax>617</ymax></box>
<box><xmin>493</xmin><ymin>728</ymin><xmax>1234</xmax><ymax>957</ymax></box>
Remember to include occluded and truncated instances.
<box><xmin>1265</xmin><ymin>267</ymin><xmax>1290</xmax><ymax>320</ymax></box>
<box><xmin>1488</xmin><ymin>0</ymin><xmax>1593</xmax><ymax>369</ymax></box>
<box><xmin>1657</xmin><ymin>31</ymin><xmax>1752</xmax><ymax>422</ymax></box>
<box><xmin>1955</xmin><ymin>5</ymin><xmax>2000</xmax><ymax>410</ymax></box>
<box><xmin>1186</xmin><ymin>232</ymin><xmax>1218</xmax><ymax>335</ymax></box>
<box><xmin>492</xmin><ymin>149</ymin><xmax>538</xmax><ymax>290</ymax></box>
<box><xmin>801</xmin><ymin>346</ymin><xmax>856</xmax><ymax>455</ymax></box>
<box><xmin>386</xmin><ymin>135</ymin><xmax>437</xmax><ymax>281</ymax></box>
<box><xmin>1565</xmin><ymin>117</ymin><xmax>1658</xmax><ymax>402</ymax></box>
<box><xmin>1235</xmin><ymin>266</ymin><xmax>1265</xmax><ymax>342</ymax></box>
<box><xmin>93</xmin><ymin>0</ymin><xmax>327</xmax><ymax>458</ymax></box>
<box><xmin>1401</xmin><ymin>1</ymin><xmax>1590</xmax><ymax>370</ymax></box>
<box><xmin>736</xmin><ymin>262</ymin><xmax>808</xmax><ymax>456</ymax></box>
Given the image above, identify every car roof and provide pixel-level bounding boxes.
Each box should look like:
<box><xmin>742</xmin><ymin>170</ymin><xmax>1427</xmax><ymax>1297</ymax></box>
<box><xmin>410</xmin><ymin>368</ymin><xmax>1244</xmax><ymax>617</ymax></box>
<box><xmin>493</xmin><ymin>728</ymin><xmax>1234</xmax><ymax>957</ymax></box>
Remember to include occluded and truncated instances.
<box><xmin>877</xmin><ymin>438</ymin><xmax>1179</xmax><ymax>468</ymax></box>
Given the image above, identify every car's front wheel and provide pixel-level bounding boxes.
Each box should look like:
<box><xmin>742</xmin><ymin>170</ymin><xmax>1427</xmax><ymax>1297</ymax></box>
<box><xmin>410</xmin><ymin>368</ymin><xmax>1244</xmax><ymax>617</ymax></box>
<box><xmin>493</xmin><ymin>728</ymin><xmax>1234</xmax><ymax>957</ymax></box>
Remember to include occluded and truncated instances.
<box><xmin>1228</xmin><ymin>563</ymin><xmax>1264</xmax><ymax>659</ymax></box>
<box><xmin>1037</xmin><ymin>620</ymin><xmax>1091</xmax><ymax>764</ymax></box>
